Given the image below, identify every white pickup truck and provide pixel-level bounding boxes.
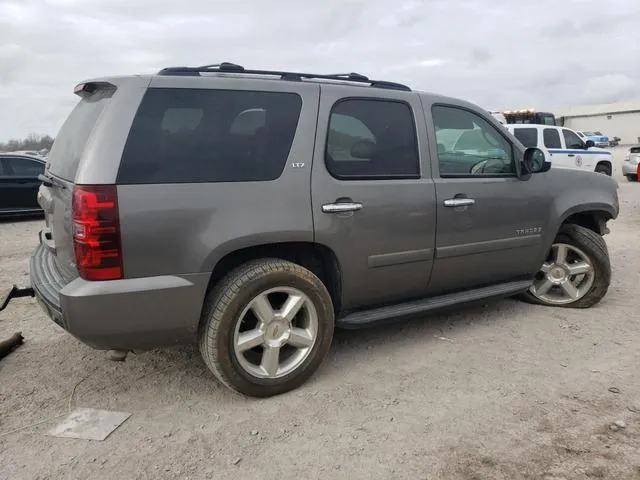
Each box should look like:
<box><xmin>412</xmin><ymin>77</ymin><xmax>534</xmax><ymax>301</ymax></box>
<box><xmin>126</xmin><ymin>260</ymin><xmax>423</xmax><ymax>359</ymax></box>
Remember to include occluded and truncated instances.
<box><xmin>505</xmin><ymin>124</ymin><xmax>613</xmax><ymax>176</ymax></box>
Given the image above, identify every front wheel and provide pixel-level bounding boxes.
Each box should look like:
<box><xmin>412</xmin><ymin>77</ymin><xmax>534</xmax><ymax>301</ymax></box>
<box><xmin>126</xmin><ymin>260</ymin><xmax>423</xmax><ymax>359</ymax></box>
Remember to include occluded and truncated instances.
<box><xmin>199</xmin><ymin>258</ymin><xmax>335</xmax><ymax>397</ymax></box>
<box><xmin>626</xmin><ymin>174</ymin><xmax>638</xmax><ymax>182</ymax></box>
<box><xmin>522</xmin><ymin>224</ymin><xmax>610</xmax><ymax>308</ymax></box>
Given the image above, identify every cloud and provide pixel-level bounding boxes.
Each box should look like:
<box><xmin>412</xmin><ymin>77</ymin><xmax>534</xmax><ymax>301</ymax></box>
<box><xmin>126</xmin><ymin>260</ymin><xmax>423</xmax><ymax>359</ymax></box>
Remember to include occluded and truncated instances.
<box><xmin>582</xmin><ymin>74</ymin><xmax>637</xmax><ymax>103</ymax></box>
<box><xmin>1</xmin><ymin>0</ymin><xmax>639</xmax><ymax>140</ymax></box>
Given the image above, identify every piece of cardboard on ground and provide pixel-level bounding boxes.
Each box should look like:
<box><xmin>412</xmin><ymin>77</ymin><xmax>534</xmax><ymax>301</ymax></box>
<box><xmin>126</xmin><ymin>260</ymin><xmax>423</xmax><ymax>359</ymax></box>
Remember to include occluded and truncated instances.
<box><xmin>47</xmin><ymin>408</ymin><xmax>131</xmax><ymax>441</ymax></box>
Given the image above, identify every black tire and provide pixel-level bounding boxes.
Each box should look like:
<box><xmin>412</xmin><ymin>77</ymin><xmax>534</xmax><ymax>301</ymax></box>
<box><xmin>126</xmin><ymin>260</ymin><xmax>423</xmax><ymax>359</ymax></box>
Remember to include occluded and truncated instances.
<box><xmin>198</xmin><ymin>258</ymin><xmax>335</xmax><ymax>397</ymax></box>
<box><xmin>594</xmin><ymin>162</ymin><xmax>611</xmax><ymax>176</ymax></box>
<box><xmin>521</xmin><ymin>224</ymin><xmax>610</xmax><ymax>308</ymax></box>
<box><xmin>626</xmin><ymin>174</ymin><xmax>638</xmax><ymax>182</ymax></box>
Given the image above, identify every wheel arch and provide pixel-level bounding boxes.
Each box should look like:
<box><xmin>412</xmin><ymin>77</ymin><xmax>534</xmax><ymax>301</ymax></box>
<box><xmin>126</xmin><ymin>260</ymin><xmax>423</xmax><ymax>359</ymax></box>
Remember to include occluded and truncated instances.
<box><xmin>560</xmin><ymin>209</ymin><xmax>613</xmax><ymax>236</ymax></box>
<box><xmin>594</xmin><ymin>159</ymin><xmax>612</xmax><ymax>174</ymax></box>
<box><xmin>204</xmin><ymin>241</ymin><xmax>342</xmax><ymax>315</ymax></box>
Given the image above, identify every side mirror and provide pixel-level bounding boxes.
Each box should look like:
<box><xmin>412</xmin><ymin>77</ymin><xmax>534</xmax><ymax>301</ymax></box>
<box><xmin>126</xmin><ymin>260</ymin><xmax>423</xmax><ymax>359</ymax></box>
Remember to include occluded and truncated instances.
<box><xmin>522</xmin><ymin>147</ymin><xmax>551</xmax><ymax>175</ymax></box>
<box><xmin>585</xmin><ymin>140</ymin><xmax>595</xmax><ymax>149</ymax></box>
<box><xmin>350</xmin><ymin>140</ymin><xmax>376</xmax><ymax>159</ymax></box>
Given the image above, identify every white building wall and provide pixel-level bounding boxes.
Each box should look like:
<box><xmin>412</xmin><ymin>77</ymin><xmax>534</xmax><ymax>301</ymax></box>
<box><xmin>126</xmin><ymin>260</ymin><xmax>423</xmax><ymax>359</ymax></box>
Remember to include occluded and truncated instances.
<box><xmin>563</xmin><ymin>111</ymin><xmax>640</xmax><ymax>145</ymax></box>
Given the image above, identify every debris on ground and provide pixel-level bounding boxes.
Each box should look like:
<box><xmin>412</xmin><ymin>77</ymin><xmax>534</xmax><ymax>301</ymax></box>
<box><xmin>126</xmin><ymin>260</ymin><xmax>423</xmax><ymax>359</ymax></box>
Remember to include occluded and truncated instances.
<box><xmin>609</xmin><ymin>420</ymin><xmax>627</xmax><ymax>431</ymax></box>
<box><xmin>435</xmin><ymin>335</ymin><xmax>454</xmax><ymax>342</ymax></box>
<box><xmin>0</xmin><ymin>332</ymin><xmax>24</xmax><ymax>360</ymax></box>
<box><xmin>47</xmin><ymin>408</ymin><xmax>131</xmax><ymax>441</ymax></box>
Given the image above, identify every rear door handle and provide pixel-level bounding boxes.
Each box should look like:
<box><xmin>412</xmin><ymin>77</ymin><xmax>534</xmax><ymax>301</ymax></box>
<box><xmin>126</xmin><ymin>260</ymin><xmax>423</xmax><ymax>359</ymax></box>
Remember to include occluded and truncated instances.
<box><xmin>443</xmin><ymin>198</ymin><xmax>475</xmax><ymax>207</ymax></box>
<box><xmin>322</xmin><ymin>202</ymin><xmax>363</xmax><ymax>213</ymax></box>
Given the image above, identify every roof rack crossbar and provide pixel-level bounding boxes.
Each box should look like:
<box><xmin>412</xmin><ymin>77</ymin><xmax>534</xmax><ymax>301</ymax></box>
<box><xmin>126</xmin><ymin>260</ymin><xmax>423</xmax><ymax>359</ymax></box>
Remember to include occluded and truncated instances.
<box><xmin>156</xmin><ymin>63</ymin><xmax>411</xmax><ymax>91</ymax></box>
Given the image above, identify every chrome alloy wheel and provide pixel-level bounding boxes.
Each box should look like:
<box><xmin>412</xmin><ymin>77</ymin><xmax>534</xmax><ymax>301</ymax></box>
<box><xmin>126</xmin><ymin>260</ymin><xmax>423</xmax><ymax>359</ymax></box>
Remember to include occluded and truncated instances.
<box><xmin>529</xmin><ymin>243</ymin><xmax>595</xmax><ymax>305</ymax></box>
<box><xmin>233</xmin><ymin>287</ymin><xmax>318</xmax><ymax>379</ymax></box>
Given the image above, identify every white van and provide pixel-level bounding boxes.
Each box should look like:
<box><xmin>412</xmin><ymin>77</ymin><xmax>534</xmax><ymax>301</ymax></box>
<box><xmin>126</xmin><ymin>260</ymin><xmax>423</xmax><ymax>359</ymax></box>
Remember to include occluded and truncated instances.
<box><xmin>505</xmin><ymin>124</ymin><xmax>613</xmax><ymax>175</ymax></box>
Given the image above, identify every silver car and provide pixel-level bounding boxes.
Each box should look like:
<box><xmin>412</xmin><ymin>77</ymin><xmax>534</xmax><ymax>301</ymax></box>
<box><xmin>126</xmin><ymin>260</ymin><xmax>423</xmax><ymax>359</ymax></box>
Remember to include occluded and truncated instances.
<box><xmin>622</xmin><ymin>146</ymin><xmax>640</xmax><ymax>181</ymax></box>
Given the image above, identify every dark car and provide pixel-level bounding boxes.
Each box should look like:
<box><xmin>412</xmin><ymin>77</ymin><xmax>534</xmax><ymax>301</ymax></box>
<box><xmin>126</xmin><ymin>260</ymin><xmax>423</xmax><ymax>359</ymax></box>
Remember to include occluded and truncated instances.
<box><xmin>0</xmin><ymin>153</ymin><xmax>46</xmax><ymax>218</ymax></box>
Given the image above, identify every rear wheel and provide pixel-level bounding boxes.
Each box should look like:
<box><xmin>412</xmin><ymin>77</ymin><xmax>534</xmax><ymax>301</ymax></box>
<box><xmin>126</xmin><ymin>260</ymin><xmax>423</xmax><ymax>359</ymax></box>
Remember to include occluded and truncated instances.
<box><xmin>626</xmin><ymin>174</ymin><xmax>638</xmax><ymax>182</ymax></box>
<box><xmin>199</xmin><ymin>258</ymin><xmax>335</xmax><ymax>397</ymax></box>
<box><xmin>594</xmin><ymin>162</ymin><xmax>611</xmax><ymax>175</ymax></box>
<box><xmin>522</xmin><ymin>224</ymin><xmax>610</xmax><ymax>308</ymax></box>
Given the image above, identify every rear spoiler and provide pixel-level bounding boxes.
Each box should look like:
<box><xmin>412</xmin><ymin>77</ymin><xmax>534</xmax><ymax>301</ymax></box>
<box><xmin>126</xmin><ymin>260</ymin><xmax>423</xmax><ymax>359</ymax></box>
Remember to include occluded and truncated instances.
<box><xmin>73</xmin><ymin>81</ymin><xmax>116</xmax><ymax>98</ymax></box>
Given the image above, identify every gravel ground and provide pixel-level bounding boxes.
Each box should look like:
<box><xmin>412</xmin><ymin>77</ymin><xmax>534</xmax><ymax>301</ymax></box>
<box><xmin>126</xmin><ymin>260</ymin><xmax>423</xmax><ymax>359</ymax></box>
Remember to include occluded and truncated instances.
<box><xmin>1</xmin><ymin>148</ymin><xmax>639</xmax><ymax>480</ymax></box>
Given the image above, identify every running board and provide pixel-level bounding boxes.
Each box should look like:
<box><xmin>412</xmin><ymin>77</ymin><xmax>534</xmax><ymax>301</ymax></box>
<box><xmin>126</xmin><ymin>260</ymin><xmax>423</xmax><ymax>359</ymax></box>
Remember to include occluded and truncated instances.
<box><xmin>336</xmin><ymin>279</ymin><xmax>533</xmax><ymax>329</ymax></box>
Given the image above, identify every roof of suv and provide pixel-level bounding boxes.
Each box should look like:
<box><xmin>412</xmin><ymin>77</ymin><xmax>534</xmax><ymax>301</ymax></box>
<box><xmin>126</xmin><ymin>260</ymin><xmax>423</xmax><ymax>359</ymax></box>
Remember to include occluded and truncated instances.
<box><xmin>74</xmin><ymin>62</ymin><xmax>483</xmax><ymax>116</ymax></box>
<box><xmin>154</xmin><ymin>62</ymin><xmax>413</xmax><ymax>92</ymax></box>
<box><xmin>0</xmin><ymin>152</ymin><xmax>46</xmax><ymax>162</ymax></box>
<box><xmin>506</xmin><ymin>125</ymin><xmax>567</xmax><ymax>132</ymax></box>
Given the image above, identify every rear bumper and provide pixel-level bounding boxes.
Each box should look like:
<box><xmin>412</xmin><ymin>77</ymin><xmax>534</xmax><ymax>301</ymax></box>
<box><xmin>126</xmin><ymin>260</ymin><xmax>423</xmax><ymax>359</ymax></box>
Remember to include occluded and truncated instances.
<box><xmin>621</xmin><ymin>163</ymin><xmax>638</xmax><ymax>175</ymax></box>
<box><xmin>30</xmin><ymin>244</ymin><xmax>210</xmax><ymax>350</ymax></box>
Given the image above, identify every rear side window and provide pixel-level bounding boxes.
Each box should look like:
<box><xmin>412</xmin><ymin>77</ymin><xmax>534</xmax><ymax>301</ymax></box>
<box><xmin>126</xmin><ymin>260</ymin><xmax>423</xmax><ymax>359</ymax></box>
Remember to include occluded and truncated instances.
<box><xmin>325</xmin><ymin>99</ymin><xmax>419</xmax><ymax>179</ymax></box>
<box><xmin>513</xmin><ymin>128</ymin><xmax>538</xmax><ymax>147</ymax></box>
<box><xmin>117</xmin><ymin>88</ymin><xmax>302</xmax><ymax>184</ymax></box>
<box><xmin>543</xmin><ymin>128</ymin><xmax>561</xmax><ymax>148</ymax></box>
<box><xmin>47</xmin><ymin>88</ymin><xmax>114</xmax><ymax>181</ymax></box>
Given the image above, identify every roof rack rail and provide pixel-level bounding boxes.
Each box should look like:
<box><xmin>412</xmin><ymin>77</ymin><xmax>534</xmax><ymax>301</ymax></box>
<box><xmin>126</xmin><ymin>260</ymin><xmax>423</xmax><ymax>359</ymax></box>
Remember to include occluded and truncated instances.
<box><xmin>156</xmin><ymin>63</ymin><xmax>411</xmax><ymax>91</ymax></box>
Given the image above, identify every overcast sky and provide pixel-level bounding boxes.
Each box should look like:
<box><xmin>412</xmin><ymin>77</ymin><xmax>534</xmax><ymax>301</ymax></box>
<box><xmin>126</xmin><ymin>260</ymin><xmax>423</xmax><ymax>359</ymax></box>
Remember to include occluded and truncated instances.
<box><xmin>1</xmin><ymin>0</ymin><xmax>639</xmax><ymax>141</ymax></box>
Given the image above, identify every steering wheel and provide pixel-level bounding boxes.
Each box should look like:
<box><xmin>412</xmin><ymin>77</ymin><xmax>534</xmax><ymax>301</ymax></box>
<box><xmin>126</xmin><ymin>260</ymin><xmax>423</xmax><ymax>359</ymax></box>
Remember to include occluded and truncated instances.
<box><xmin>470</xmin><ymin>158</ymin><xmax>507</xmax><ymax>174</ymax></box>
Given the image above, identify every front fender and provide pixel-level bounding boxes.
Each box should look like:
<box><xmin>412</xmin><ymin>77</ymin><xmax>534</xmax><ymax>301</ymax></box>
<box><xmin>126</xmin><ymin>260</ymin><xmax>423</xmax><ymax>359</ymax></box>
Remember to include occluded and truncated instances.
<box><xmin>548</xmin><ymin>172</ymin><xmax>618</xmax><ymax>238</ymax></box>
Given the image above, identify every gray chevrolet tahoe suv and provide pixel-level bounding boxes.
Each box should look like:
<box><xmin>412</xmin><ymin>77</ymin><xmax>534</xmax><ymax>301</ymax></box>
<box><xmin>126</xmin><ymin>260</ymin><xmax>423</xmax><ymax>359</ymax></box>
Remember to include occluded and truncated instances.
<box><xmin>24</xmin><ymin>63</ymin><xmax>618</xmax><ymax>397</ymax></box>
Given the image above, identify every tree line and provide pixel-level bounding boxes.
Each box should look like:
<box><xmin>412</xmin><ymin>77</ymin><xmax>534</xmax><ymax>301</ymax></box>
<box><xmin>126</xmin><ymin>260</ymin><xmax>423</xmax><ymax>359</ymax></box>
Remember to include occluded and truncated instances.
<box><xmin>0</xmin><ymin>133</ymin><xmax>55</xmax><ymax>153</ymax></box>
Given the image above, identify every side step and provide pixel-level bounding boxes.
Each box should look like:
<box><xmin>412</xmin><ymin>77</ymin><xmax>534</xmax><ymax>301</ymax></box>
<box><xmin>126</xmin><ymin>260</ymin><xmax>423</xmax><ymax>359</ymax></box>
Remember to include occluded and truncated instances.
<box><xmin>336</xmin><ymin>279</ymin><xmax>533</xmax><ymax>329</ymax></box>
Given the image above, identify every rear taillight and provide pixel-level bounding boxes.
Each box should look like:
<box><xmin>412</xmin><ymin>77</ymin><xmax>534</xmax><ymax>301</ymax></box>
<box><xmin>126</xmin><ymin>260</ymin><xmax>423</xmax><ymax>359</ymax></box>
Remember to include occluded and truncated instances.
<box><xmin>72</xmin><ymin>185</ymin><xmax>123</xmax><ymax>281</ymax></box>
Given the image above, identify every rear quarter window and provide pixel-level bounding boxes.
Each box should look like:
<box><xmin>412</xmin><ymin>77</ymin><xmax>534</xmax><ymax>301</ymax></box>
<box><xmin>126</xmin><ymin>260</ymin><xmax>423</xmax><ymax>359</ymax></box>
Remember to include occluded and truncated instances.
<box><xmin>117</xmin><ymin>88</ymin><xmax>302</xmax><ymax>184</ymax></box>
<box><xmin>513</xmin><ymin>128</ymin><xmax>538</xmax><ymax>148</ymax></box>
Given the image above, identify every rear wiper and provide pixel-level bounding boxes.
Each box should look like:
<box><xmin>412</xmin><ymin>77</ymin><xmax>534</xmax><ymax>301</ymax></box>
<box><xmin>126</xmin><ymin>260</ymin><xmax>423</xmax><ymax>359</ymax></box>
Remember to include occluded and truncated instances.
<box><xmin>38</xmin><ymin>173</ymin><xmax>67</xmax><ymax>190</ymax></box>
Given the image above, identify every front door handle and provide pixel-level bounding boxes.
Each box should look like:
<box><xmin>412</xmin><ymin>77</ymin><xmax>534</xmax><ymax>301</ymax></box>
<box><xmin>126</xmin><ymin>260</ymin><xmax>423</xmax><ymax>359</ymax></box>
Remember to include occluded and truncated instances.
<box><xmin>443</xmin><ymin>198</ymin><xmax>475</xmax><ymax>207</ymax></box>
<box><xmin>568</xmin><ymin>154</ymin><xmax>575</xmax><ymax>157</ymax></box>
<box><xmin>322</xmin><ymin>202</ymin><xmax>363</xmax><ymax>213</ymax></box>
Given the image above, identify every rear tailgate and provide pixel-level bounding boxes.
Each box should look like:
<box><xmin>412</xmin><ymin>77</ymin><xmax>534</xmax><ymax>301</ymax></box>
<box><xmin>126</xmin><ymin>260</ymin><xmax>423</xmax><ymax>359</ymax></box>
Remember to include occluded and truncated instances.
<box><xmin>38</xmin><ymin>84</ymin><xmax>116</xmax><ymax>283</ymax></box>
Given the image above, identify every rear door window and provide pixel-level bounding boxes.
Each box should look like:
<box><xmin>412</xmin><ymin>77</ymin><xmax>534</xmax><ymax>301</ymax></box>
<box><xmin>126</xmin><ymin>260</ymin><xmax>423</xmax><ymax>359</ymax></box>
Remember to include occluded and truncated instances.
<box><xmin>513</xmin><ymin>128</ymin><xmax>538</xmax><ymax>148</ymax></box>
<box><xmin>47</xmin><ymin>88</ymin><xmax>114</xmax><ymax>181</ymax></box>
<box><xmin>543</xmin><ymin>128</ymin><xmax>562</xmax><ymax>148</ymax></box>
<box><xmin>117</xmin><ymin>88</ymin><xmax>302</xmax><ymax>184</ymax></box>
<box><xmin>325</xmin><ymin>99</ymin><xmax>419</xmax><ymax>179</ymax></box>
